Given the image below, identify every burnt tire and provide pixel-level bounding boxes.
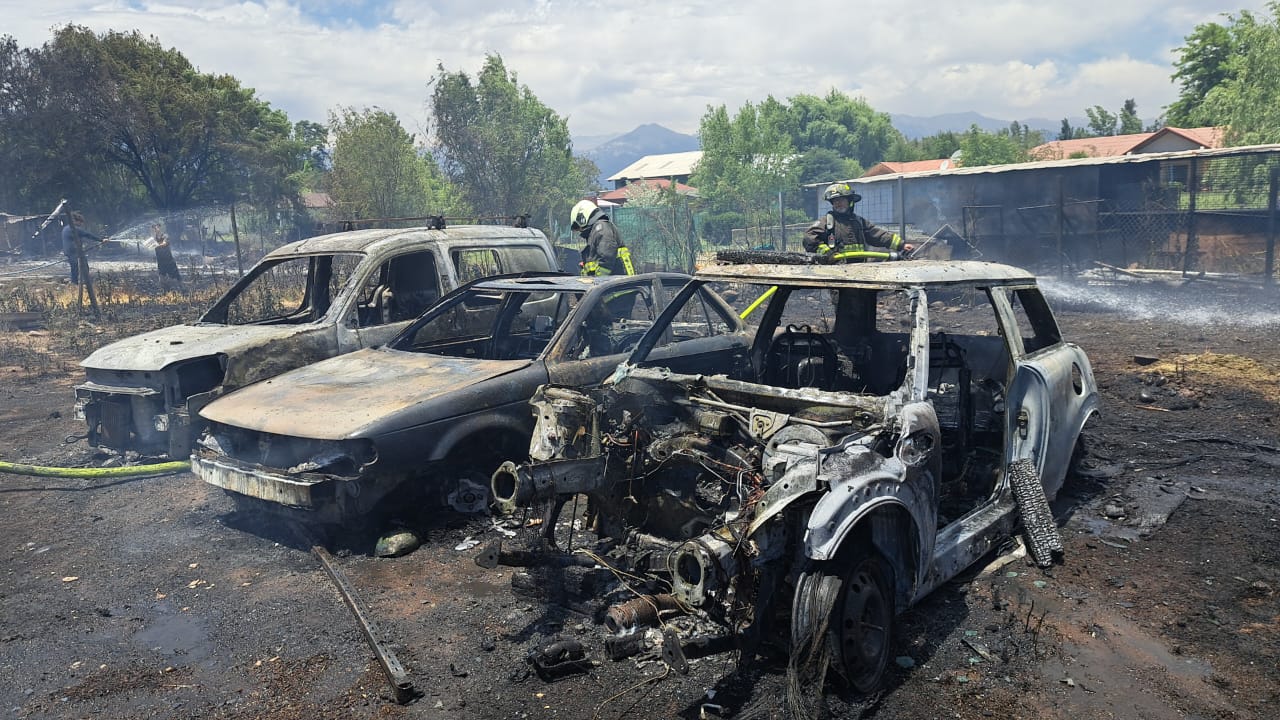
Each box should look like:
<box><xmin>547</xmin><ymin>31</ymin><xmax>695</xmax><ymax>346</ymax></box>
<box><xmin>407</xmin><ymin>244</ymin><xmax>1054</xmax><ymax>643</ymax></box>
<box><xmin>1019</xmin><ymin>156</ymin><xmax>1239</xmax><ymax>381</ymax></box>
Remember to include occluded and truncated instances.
<box><xmin>1008</xmin><ymin>457</ymin><xmax>1063</xmax><ymax>567</ymax></box>
<box><xmin>791</xmin><ymin>548</ymin><xmax>894</xmax><ymax>697</ymax></box>
<box><xmin>715</xmin><ymin>249</ymin><xmax>818</xmax><ymax>265</ymax></box>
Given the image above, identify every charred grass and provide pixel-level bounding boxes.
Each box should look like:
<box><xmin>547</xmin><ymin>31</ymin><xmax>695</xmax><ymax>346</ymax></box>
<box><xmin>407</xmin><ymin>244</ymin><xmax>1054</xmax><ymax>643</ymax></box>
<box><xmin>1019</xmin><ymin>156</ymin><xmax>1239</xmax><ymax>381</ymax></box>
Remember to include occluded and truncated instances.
<box><xmin>0</xmin><ymin>267</ymin><xmax>237</xmax><ymax>376</ymax></box>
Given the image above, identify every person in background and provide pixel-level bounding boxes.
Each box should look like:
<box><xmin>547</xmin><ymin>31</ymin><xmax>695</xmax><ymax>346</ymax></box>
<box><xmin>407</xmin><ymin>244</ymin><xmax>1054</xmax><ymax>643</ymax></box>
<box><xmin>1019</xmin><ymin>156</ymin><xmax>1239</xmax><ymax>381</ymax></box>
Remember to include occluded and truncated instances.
<box><xmin>803</xmin><ymin>183</ymin><xmax>911</xmax><ymax>262</ymax></box>
<box><xmin>60</xmin><ymin>211</ymin><xmax>100</xmax><ymax>283</ymax></box>
<box><xmin>152</xmin><ymin>224</ymin><xmax>182</xmax><ymax>288</ymax></box>
<box><xmin>569</xmin><ymin>200</ymin><xmax>634</xmax><ymax>276</ymax></box>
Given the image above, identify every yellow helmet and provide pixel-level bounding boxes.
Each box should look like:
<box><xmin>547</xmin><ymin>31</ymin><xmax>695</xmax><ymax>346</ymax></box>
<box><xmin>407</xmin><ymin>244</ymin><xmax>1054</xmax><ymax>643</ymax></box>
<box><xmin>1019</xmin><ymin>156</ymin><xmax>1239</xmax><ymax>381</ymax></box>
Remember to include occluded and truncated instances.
<box><xmin>823</xmin><ymin>182</ymin><xmax>862</xmax><ymax>204</ymax></box>
<box><xmin>570</xmin><ymin>200</ymin><xmax>601</xmax><ymax>231</ymax></box>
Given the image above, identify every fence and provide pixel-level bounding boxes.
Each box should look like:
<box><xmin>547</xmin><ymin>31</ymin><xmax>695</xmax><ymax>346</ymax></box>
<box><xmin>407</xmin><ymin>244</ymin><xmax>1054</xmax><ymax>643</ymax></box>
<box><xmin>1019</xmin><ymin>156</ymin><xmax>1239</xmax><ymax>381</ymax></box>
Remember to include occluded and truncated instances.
<box><xmin>610</xmin><ymin>203</ymin><xmax>701</xmax><ymax>272</ymax></box>
<box><xmin>849</xmin><ymin>147</ymin><xmax>1280</xmax><ymax>280</ymax></box>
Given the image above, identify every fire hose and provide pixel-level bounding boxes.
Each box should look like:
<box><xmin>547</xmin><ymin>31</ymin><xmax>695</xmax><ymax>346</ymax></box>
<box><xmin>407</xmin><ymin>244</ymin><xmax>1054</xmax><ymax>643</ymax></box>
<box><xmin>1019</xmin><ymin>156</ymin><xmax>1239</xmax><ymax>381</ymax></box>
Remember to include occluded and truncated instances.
<box><xmin>0</xmin><ymin>460</ymin><xmax>190</xmax><ymax>478</ymax></box>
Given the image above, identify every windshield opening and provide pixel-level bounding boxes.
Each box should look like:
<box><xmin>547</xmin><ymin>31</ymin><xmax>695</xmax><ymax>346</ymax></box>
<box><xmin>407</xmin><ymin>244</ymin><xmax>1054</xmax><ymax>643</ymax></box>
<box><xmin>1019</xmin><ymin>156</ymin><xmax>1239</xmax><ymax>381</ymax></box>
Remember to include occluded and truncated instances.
<box><xmin>392</xmin><ymin>288</ymin><xmax>582</xmax><ymax>361</ymax></box>
<box><xmin>202</xmin><ymin>253</ymin><xmax>363</xmax><ymax>325</ymax></box>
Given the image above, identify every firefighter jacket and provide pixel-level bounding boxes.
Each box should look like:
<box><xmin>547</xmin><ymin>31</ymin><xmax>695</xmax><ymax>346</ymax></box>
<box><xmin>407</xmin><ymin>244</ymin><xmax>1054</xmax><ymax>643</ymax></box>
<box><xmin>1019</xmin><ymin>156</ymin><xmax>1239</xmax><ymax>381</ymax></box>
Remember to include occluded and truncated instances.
<box><xmin>802</xmin><ymin>211</ymin><xmax>903</xmax><ymax>257</ymax></box>
<box><xmin>579</xmin><ymin>218</ymin><xmax>627</xmax><ymax>276</ymax></box>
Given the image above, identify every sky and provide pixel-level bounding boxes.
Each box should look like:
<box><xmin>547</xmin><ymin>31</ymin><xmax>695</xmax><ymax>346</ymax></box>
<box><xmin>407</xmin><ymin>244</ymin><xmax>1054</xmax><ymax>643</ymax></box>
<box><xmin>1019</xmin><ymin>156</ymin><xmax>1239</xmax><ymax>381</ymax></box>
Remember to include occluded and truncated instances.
<box><xmin>2</xmin><ymin>1</ymin><xmax>1270</xmax><ymax>142</ymax></box>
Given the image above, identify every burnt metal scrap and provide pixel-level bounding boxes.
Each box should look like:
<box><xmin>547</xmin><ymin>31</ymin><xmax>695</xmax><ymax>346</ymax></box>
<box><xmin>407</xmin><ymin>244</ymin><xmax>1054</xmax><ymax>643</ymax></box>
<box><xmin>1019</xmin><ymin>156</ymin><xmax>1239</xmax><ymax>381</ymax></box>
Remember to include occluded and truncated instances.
<box><xmin>488</xmin><ymin>259</ymin><xmax>1099</xmax><ymax>704</ymax></box>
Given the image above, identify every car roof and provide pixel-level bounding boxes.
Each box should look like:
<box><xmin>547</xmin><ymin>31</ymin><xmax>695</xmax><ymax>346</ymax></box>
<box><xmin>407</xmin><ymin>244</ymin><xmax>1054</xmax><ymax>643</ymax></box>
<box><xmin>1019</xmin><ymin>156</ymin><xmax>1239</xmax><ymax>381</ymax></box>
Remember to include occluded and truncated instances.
<box><xmin>695</xmin><ymin>259</ymin><xmax>1036</xmax><ymax>289</ymax></box>
<box><xmin>263</xmin><ymin>225</ymin><xmax>549</xmax><ymax>258</ymax></box>
<box><xmin>469</xmin><ymin>272</ymin><xmax>691</xmax><ymax>293</ymax></box>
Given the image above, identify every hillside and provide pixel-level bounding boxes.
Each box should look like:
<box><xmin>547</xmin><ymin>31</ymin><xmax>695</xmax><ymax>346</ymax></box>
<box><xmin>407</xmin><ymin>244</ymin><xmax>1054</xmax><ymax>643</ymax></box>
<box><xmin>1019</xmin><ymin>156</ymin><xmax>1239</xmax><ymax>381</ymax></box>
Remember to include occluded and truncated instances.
<box><xmin>580</xmin><ymin>123</ymin><xmax>699</xmax><ymax>186</ymax></box>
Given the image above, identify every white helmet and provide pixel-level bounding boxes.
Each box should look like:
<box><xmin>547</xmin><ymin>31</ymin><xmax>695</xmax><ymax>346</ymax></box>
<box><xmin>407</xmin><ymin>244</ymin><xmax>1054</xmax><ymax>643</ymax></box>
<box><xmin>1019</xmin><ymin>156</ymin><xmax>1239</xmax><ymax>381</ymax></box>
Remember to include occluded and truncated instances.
<box><xmin>570</xmin><ymin>200</ymin><xmax>601</xmax><ymax>232</ymax></box>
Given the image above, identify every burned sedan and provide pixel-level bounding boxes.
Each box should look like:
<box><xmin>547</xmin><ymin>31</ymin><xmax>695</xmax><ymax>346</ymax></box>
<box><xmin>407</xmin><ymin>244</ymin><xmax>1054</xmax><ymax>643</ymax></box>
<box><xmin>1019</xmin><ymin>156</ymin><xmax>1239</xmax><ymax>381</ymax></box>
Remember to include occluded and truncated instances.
<box><xmin>75</xmin><ymin>224</ymin><xmax>558</xmax><ymax>458</ymax></box>
<box><xmin>192</xmin><ymin>273</ymin><xmax>750</xmax><ymax>525</ymax></box>
<box><xmin>490</xmin><ymin>259</ymin><xmax>1098</xmax><ymax>697</ymax></box>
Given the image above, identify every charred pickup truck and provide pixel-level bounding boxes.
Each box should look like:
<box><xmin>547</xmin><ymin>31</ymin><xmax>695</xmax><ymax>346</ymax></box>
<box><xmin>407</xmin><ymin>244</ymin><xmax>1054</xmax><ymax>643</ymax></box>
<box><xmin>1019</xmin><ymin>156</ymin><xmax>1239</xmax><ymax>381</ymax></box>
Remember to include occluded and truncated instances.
<box><xmin>489</xmin><ymin>259</ymin><xmax>1098</xmax><ymax>698</ymax></box>
<box><xmin>192</xmin><ymin>273</ymin><xmax>749</xmax><ymax>525</ymax></box>
<box><xmin>75</xmin><ymin>224</ymin><xmax>557</xmax><ymax>458</ymax></box>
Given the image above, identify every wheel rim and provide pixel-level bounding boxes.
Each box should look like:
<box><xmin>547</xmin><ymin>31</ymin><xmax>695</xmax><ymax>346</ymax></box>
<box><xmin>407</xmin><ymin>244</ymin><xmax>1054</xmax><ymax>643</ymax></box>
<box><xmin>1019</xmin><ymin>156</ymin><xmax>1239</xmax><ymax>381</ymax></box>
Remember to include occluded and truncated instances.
<box><xmin>837</xmin><ymin>559</ymin><xmax>891</xmax><ymax>692</ymax></box>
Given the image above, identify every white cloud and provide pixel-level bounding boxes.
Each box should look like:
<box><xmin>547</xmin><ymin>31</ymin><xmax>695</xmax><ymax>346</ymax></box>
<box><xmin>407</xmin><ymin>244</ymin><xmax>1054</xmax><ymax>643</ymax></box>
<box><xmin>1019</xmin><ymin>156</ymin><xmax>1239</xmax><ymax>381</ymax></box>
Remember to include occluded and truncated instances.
<box><xmin>0</xmin><ymin>0</ymin><xmax>1269</xmax><ymax>140</ymax></box>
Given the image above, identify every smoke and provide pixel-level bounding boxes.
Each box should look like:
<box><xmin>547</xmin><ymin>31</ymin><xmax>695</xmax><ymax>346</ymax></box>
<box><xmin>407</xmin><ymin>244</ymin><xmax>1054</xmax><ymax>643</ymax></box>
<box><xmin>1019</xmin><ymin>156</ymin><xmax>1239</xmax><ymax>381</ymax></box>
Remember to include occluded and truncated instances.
<box><xmin>1041</xmin><ymin>277</ymin><xmax>1280</xmax><ymax>329</ymax></box>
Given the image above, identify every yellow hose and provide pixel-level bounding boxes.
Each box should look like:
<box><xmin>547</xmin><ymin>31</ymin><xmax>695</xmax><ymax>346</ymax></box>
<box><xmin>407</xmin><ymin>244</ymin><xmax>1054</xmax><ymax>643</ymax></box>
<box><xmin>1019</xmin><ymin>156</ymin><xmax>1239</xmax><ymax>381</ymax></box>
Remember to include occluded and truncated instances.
<box><xmin>740</xmin><ymin>286</ymin><xmax>778</xmax><ymax>320</ymax></box>
<box><xmin>0</xmin><ymin>460</ymin><xmax>190</xmax><ymax>478</ymax></box>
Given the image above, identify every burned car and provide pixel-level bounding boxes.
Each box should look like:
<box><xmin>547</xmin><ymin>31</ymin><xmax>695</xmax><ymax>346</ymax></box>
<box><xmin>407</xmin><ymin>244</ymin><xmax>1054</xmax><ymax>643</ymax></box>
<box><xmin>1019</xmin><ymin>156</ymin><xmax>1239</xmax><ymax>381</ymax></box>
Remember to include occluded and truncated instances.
<box><xmin>192</xmin><ymin>273</ymin><xmax>749</xmax><ymax>524</ymax></box>
<box><xmin>490</xmin><ymin>259</ymin><xmax>1098</xmax><ymax>697</ymax></box>
<box><xmin>75</xmin><ymin>224</ymin><xmax>557</xmax><ymax>457</ymax></box>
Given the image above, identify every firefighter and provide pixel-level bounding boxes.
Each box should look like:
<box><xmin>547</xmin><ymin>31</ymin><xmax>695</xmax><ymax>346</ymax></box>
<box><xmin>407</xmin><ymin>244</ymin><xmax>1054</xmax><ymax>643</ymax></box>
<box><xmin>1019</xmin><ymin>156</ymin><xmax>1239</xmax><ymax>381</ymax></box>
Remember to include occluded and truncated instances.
<box><xmin>803</xmin><ymin>182</ymin><xmax>911</xmax><ymax>261</ymax></box>
<box><xmin>570</xmin><ymin>200</ymin><xmax>634</xmax><ymax>276</ymax></box>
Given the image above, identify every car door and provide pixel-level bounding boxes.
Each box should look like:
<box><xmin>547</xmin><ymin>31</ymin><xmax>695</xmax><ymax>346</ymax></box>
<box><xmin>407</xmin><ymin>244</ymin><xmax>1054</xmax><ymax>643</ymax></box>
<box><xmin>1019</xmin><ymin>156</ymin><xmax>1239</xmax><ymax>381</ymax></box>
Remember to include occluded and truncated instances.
<box><xmin>336</xmin><ymin>249</ymin><xmax>442</xmax><ymax>352</ymax></box>
<box><xmin>544</xmin><ymin>277</ymin><xmax>664</xmax><ymax>387</ymax></box>
<box><xmin>643</xmin><ymin>280</ymin><xmax>752</xmax><ymax>378</ymax></box>
<box><xmin>994</xmin><ymin>285</ymin><xmax>1093</xmax><ymax>499</ymax></box>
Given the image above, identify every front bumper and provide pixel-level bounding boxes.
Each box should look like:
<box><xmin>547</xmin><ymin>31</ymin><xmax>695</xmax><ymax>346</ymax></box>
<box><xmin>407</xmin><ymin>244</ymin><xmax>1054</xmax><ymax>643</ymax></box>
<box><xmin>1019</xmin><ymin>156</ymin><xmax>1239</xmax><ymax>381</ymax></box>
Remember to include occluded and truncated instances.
<box><xmin>193</xmin><ymin>451</ymin><xmax>336</xmax><ymax>507</ymax></box>
<box><xmin>74</xmin><ymin>383</ymin><xmax>215</xmax><ymax>458</ymax></box>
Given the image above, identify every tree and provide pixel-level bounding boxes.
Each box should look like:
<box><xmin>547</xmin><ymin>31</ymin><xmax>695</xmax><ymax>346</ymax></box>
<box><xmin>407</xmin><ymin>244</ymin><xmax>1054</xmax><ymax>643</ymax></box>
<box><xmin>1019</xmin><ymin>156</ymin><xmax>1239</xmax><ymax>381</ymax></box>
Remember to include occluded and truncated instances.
<box><xmin>1058</xmin><ymin>118</ymin><xmax>1074</xmax><ymax>141</ymax></box>
<box><xmin>1200</xmin><ymin>3</ymin><xmax>1280</xmax><ymax>144</ymax></box>
<box><xmin>1119</xmin><ymin>98</ymin><xmax>1143</xmax><ymax>134</ymax></box>
<box><xmin>430</xmin><ymin>54</ymin><xmax>591</xmax><ymax>226</ymax></box>
<box><xmin>328</xmin><ymin>107</ymin><xmax>462</xmax><ymax>219</ymax></box>
<box><xmin>956</xmin><ymin>124</ymin><xmax>1026</xmax><ymax>167</ymax></box>
<box><xmin>1167</xmin><ymin>16</ymin><xmax>1242</xmax><ymax>126</ymax></box>
<box><xmin>781</xmin><ymin>90</ymin><xmax>903</xmax><ymax>169</ymax></box>
<box><xmin>691</xmin><ymin>99</ymin><xmax>798</xmax><ymax>246</ymax></box>
<box><xmin>793</xmin><ymin>147</ymin><xmax>861</xmax><ymax>185</ymax></box>
<box><xmin>1085</xmin><ymin>106</ymin><xmax>1118</xmax><ymax>136</ymax></box>
<box><xmin>0</xmin><ymin>25</ymin><xmax>306</xmax><ymax>229</ymax></box>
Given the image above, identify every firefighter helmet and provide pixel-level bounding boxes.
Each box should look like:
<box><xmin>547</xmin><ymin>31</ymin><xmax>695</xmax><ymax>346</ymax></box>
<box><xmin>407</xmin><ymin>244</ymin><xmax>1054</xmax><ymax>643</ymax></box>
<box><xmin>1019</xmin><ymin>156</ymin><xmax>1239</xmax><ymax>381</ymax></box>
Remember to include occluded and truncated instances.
<box><xmin>823</xmin><ymin>182</ymin><xmax>862</xmax><ymax>204</ymax></box>
<box><xmin>570</xmin><ymin>200</ymin><xmax>601</xmax><ymax>232</ymax></box>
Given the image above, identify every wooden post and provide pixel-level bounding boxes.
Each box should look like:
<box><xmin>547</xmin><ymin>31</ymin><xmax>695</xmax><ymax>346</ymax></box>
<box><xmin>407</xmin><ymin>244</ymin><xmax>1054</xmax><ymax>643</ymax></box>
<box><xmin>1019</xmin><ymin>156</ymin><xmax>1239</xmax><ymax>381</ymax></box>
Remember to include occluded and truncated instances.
<box><xmin>1182</xmin><ymin>157</ymin><xmax>1199</xmax><ymax>276</ymax></box>
<box><xmin>230</xmin><ymin>202</ymin><xmax>244</xmax><ymax>277</ymax></box>
<box><xmin>1267</xmin><ymin>166</ymin><xmax>1278</xmax><ymax>288</ymax></box>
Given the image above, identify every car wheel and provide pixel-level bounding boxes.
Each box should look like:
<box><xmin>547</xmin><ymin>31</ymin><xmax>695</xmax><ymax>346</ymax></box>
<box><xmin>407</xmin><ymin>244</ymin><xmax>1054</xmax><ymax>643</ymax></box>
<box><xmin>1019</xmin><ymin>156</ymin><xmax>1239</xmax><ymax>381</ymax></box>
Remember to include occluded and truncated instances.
<box><xmin>792</xmin><ymin>548</ymin><xmax>894</xmax><ymax>695</ymax></box>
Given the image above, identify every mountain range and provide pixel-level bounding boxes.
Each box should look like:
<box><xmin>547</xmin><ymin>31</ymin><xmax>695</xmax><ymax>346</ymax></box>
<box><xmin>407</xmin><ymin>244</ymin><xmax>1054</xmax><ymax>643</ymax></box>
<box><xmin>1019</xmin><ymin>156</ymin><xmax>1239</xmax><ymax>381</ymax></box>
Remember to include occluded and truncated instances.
<box><xmin>575</xmin><ymin>112</ymin><xmax>1092</xmax><ymax>187</ymax></box>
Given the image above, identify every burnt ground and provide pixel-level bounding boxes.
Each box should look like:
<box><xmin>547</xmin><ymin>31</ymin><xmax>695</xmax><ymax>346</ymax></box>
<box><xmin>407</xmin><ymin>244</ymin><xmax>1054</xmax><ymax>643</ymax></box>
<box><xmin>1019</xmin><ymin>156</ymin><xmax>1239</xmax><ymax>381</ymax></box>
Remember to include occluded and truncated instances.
<box><xmin>1</xmin><ymin>277</ymin><xmax>1279</xmax><ymax>719</ymax></box>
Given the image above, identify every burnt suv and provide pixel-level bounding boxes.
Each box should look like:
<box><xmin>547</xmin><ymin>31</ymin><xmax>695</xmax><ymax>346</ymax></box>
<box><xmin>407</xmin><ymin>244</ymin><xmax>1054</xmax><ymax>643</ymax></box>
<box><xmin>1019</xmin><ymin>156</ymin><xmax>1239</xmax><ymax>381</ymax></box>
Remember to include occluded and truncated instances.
<box><xmin>74</xmin><ymin>224</ymin><xmax>557</xmax><ymax>458</ymax></box>
<box><xmin>490</xmin><ymin>259</ymin><xmax>1098</xmax><ymax>698</ymax></box>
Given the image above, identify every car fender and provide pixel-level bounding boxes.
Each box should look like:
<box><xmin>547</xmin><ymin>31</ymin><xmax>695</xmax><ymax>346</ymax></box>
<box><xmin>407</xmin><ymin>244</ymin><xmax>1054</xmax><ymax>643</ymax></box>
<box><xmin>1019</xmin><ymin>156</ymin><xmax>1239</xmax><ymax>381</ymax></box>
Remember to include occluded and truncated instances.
<box><xmin>803</xmin><ymin>450</ymin><xmax>931</xmax><ymax>561</ymax></box>
<box><xmin>423</xmin><ymin>401</ymin><xmax>535</xmax><ymax>463</ymax></box>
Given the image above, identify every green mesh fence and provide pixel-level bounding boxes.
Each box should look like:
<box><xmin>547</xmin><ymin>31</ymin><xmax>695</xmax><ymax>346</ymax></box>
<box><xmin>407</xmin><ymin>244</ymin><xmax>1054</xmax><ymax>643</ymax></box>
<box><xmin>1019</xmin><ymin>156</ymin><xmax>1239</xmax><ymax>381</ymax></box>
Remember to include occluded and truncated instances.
<box><xmin>609</xmin><ymin>204</ymin><xmax>702</xmax><ymax>272</ymax></box>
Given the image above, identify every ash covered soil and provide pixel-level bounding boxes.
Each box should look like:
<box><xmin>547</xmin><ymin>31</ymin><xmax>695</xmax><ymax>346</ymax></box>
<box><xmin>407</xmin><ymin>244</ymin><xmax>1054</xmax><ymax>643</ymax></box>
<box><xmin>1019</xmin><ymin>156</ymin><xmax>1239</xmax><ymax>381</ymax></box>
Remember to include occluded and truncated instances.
<box><xmin>1</xmin><ymin>279</ymin><xmax>1278</xmax><ymax>719</ymax></box>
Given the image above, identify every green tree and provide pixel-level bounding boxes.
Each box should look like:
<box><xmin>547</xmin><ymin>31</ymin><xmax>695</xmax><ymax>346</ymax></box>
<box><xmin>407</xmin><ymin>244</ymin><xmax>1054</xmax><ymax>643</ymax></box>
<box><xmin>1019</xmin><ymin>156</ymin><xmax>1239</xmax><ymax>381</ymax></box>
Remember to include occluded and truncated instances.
<box><xmin>1085</xmin><ymin>106</ymin><xmax>1118</xmax><ymax>136</ymax></box>
<box><xmin>792</xmin><ymin>147</ymin><xmax>861</xmax><ymax>184</ymax></box>
<box><xmin>430</xmin><ymin>54</ymin><xmax>590</xmax><ymax>225</ymax></box>
<box><xmin>0</xmin><ymin>25</ymin><xmax>306</xmax><ymax>230</ymax></box>
<box><xmin>956</xmin><ymin>124</ymin><xmax>1026</xmax><ymax>167</ymax></box>
<box><xmin>1119</xmin><ymin>98</ymin><xmax>1143</xmax><ymax>134</ymax></box>
<box><xmin>328</xmin><ymin>107</ymin><xmax>462</xmax><ymax>219</ymax></box>
<box><xmin>781</xmin><ymin>90</ymin><xmax>903</xmax><ymax>169</ymax></box>
<box><xmin>691</xmin><ymin>100</ymin><xmax>798</xmax><ymax>246</ymax></box>
<box><xmin>64</xmin><ymin>26</ymin><xmax>295</xmax><ymax>214</ymax></box>
<box><xmin>1200</xmin><ymin>3</ymin><xmax>1280</xmax><ymax>144</ymax></box>
<box><xmin>1167</xmin><ymin>16</ymin><xmax>1243</xmax><ymax>126</ymax></box>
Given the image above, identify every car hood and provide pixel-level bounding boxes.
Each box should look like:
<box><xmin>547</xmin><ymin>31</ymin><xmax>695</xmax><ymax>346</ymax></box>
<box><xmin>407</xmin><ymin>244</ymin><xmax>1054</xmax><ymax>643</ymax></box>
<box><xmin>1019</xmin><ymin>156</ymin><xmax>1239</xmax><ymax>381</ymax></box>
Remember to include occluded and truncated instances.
<box><xmin>199</xmin><ymin>347</ymin><xmax>532</xmax><ymax>439</ymax></box>
<box><xmin>80</xmin><ymin>323</ymin><xmax>317</xmax><ymax>372</ymax></box>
